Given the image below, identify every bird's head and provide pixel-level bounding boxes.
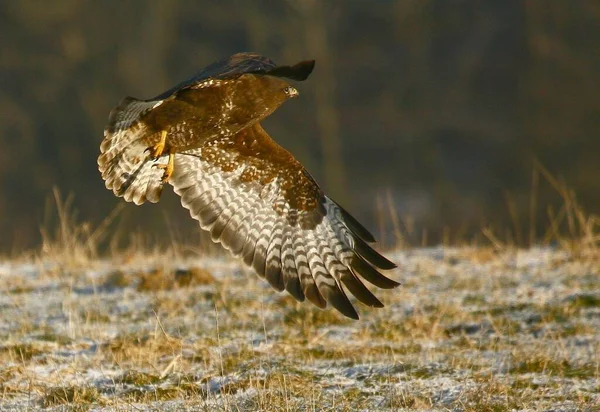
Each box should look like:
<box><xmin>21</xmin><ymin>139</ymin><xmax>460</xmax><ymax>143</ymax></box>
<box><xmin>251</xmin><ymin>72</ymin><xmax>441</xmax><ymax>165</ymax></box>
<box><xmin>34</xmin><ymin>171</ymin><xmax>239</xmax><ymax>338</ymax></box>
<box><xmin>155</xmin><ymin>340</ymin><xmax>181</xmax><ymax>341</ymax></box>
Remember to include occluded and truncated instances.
<box><xmin>284</xmin><ymin>86</ymin><xmax>299</xmax><ymax>98</ymax></box>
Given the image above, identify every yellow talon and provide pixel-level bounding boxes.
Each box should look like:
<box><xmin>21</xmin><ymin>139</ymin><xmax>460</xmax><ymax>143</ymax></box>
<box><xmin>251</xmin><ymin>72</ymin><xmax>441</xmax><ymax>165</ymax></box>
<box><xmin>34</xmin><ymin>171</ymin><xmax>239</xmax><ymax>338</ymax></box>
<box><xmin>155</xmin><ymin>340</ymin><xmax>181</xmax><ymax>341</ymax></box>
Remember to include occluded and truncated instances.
<box><xmin>153</xmin><ymin>151</ymin><xmax>175</xmax><ymax>183</ymax></box>
<box><xmin>146</xmin><ymin>130</ymin><xmax>167</xmax><ymax>159</ymax></box>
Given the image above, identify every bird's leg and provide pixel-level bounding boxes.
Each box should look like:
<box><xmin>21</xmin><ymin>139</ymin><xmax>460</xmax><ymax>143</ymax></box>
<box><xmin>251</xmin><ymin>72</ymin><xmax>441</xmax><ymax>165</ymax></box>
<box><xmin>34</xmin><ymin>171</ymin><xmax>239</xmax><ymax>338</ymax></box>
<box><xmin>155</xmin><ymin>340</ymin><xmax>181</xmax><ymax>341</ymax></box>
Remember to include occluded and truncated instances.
<box><xmin>146</xmin><ymin>130</ymin><xmax>173</xmax><ymax>182</ymax></box>
<box><xmin>145</xmin><ymin>130</ymin><xmax>167</xmax><ymax>159</ymax></box>
<box><xmin>153</xmin><ymin>149</ymin><xmax>175</xmax><ymax>183</ymax></box>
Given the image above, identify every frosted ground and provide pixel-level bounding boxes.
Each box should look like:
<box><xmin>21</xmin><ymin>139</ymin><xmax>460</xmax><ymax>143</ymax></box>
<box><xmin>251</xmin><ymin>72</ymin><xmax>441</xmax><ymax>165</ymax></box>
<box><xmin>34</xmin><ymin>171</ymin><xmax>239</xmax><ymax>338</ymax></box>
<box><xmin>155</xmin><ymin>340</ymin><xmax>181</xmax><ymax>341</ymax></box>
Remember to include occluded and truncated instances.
<box><xmin>0</xmin><ymin>247</ymin><xmax>598</xmax><ymax>410</ymax></box>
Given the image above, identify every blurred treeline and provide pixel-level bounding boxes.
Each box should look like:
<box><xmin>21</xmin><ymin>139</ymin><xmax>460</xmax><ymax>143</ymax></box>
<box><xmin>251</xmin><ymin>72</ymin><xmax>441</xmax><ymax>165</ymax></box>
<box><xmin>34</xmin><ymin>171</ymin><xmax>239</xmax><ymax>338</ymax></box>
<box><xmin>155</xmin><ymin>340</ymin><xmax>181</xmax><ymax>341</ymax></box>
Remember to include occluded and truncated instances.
<box><xmin>1</xmin><ymin>1</ymin><xmax>599</xmax><ymax>252</ymax></box>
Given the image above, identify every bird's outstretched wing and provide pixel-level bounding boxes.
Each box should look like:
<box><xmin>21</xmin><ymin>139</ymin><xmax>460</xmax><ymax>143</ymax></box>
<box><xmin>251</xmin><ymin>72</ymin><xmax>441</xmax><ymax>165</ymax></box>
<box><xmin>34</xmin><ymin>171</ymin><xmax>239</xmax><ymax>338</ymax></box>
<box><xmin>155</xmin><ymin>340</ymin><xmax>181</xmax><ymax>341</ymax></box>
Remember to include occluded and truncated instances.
<box><xmin>169</xmin><ymin>123</ymin><xmax>398</xmax><ymax>319</ymax></box>
<box><xmin>98</xmin><ymin>53</ymin><xmax>314</xmax><ymax>205</ymax></box>
<box><xmin>98</xmin><ymin>97</ymin><xmax>167</xmax><ymax>204</ymax></box>
<box><xmin>153</xmin><ymin>52</ymin><xmax>315</xmax><ymax>100</ymax></box>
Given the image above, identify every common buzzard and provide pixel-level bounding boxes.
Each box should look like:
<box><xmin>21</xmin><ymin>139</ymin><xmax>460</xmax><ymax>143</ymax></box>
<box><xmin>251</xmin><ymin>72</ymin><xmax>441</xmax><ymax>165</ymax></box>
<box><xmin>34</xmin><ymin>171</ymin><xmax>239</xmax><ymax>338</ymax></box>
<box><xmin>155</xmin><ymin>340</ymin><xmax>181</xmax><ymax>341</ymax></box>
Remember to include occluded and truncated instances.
<box><xmin>98</xmin><ymin>52</ymin><xmax>398</xmax><ymax>319</ymax></box>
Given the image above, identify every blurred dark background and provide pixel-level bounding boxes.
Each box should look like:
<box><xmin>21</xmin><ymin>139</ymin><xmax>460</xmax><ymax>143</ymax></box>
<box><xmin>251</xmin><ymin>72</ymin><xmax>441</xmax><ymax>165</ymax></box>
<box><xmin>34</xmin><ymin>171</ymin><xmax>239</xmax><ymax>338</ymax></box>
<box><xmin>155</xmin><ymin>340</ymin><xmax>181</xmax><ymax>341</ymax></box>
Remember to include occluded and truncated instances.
<box><xmin>1</xmin><ymin>1</ymin><xmax>599</xmax><ymax>253</ymax></box>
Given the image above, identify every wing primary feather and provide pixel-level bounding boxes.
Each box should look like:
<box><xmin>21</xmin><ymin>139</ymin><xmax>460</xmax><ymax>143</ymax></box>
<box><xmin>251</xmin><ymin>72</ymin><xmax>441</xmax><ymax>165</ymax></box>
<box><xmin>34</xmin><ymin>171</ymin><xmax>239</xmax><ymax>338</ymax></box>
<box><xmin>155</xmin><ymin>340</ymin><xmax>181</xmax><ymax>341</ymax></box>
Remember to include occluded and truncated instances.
<box><xmin>331</xmin><ymin>198</ymin><xmax>377</xmax><ymax>243</ymax></box>
<box><xmin>323</xmin><ymin>285</ymin><xmax>359</xmax><ymax>320</ymax></box>
<box><xmin>338</xmin><ymin>268</ymin><xmax>384</xmax><ymax>308</ymax></box>
<box><xmin>266</xmin><ymin>60</ymin><xmax>315</xmax><ymax>81</ymax></box>
<box><xmin>306</xmin><ymin>232</ymin><xmax>358</xmax><ymax>319</ymax></box>
<box><xmin>350</xmin><ymin>254</ymin><xmax>400</xmax><ymax>289</ymax></box>
<box><xmin>305</xmin><ymin>230</ymin><xmax>358</xmax><ymax>319</ymax></box>
<box><xmin>317</xmin><ymin>216</ymin><xmax>386</xmax><ymax>308</ymax></box>
<box><xmin>353</xmin><ymin>235</ymin><xmax>398</xmax><ymax>270</ymax></box>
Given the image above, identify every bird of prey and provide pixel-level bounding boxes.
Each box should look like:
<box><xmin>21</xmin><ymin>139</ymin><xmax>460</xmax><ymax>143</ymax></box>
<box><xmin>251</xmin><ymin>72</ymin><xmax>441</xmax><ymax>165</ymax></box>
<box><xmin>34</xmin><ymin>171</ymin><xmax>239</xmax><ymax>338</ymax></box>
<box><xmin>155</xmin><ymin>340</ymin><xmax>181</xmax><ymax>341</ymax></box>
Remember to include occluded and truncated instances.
<box><xmin>98</xmin><ymin>52</ymin><xmax>398</xmax><ymax>319</ymax></box>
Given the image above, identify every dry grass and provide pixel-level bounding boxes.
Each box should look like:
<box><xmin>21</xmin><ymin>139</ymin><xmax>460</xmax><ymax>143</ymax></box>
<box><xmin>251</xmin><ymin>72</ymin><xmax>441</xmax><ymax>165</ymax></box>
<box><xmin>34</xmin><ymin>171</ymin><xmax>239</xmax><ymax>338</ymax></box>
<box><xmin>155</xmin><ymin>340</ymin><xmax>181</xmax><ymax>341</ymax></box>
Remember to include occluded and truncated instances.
<box><xmin>0</xmin><ymin>245</ymin><xmax>598</xmax><ymax>410</ymax></box>
<box><xmin>1</xmin><ymin>172</ymin><xmax>599</xmax><ymax>410</ymax></box>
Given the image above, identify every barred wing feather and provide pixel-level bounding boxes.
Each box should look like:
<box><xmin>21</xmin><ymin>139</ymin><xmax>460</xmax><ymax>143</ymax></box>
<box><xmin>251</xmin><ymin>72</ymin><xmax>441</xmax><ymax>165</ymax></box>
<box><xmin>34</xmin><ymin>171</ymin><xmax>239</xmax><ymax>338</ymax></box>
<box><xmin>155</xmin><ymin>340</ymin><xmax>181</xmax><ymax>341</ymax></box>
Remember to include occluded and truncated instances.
<box><xmin>98</xmin><ymin>97</ymin><xmax>166</xmax><ymax>204</ymax></box>
<box><xmin>169</xmin><ymin>124</ymin><xmax>398</xmax><ymax>319</ymax></box>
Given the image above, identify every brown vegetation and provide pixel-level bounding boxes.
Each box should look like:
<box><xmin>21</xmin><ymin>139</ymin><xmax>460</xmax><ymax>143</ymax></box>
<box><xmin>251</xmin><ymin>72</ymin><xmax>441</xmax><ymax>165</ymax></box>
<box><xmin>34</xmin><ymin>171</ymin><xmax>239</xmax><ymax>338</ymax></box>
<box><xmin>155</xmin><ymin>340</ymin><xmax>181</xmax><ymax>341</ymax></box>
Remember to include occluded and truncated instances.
<box><xmin>0</xmin><ymin>183</ymin><xmax>599</xmax><ymax>409</ymax></box>
<box><xmin>1</xmin><ymin>1</ymin><xmax>599</xmax><ymax>251</ymax></box>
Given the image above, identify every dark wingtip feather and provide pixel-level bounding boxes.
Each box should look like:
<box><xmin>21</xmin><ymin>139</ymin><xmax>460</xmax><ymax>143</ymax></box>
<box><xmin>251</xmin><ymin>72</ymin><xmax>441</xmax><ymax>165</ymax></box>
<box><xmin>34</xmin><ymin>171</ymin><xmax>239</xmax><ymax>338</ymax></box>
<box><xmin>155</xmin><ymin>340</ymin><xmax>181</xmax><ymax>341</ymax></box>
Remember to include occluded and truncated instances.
<box><xmin>304</xmin><ymin>282</ymin><xmax>327</xmax><ymax>309</ymax></box>
<box><xmin>267</xmin><ymin>60</ymin><xmax>315</xmax><ymax>81</ymax></box>
<box><xmin>351</xmin><ymin>255</ymin><xmax>400</xmax><ymax>289</ymax></box>
<box><xmin>285</xmin><ymin>277</ymin><xmax>305</xmax><ymax>302</ymax></box>
<box><xmin>339</xmin><ymin>270</ymin><xmax>384</xmax><ymax>308</ymax></box>
<box><xmin>332</xmin><ymin>200</ymin><xmax>377</xmax><ymax>243</ymax></box>
<box><xmin>290</xmin><ymin>60</ymin><xmax>316</xmax><ymax>81</ymax></box>
<box><xmin>336</xmin><ymin>303</ymin><xmax>360</xmax><ymax>320</ymax></box>
<box><xmin>320</xmin><ymin>283</ymin><xmax>359</xmax><ymax>320</ymax></box>
<box><xmin>354</xmin><ymin>236</ymin><xmax>398</xmax><ymax>270</ymax></box>
<box><xmin>324</xmin><ymin>292</ymin><xmax>359</xmax><ymax>320</ymax></box>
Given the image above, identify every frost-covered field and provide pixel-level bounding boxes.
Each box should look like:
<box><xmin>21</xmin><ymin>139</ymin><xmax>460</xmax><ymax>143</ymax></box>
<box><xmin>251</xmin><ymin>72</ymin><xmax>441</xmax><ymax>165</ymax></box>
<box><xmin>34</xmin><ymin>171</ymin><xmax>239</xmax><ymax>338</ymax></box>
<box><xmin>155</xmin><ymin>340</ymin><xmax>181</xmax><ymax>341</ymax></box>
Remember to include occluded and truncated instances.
<box><xmin>0</xmin><ymin>247</ymin><xmax>599</xmax><ymax>410</ymax></box>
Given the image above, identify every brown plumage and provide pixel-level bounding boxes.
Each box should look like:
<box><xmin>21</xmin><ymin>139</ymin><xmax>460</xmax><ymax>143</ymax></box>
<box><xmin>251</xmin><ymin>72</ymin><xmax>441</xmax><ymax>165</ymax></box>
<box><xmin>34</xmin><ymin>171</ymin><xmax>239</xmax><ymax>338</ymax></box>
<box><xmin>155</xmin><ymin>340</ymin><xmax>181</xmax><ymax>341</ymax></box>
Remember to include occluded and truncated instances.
<box><xmin>98</xmin><ymin>53</ymin><xmax>313</xmax><ymax>204</ymax></box>
<box><xmin>98</xmin><ymin>52</ymin><xmax>398</xmax><ymax>319</ymax></box>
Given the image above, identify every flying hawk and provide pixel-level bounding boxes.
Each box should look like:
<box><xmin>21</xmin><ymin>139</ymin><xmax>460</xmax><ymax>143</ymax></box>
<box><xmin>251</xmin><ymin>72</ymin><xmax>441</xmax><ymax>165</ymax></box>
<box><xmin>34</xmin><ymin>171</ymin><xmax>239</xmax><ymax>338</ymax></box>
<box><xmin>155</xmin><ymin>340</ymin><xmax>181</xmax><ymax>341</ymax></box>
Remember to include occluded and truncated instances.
<box><xmin>98</xmin><ymin>52</ymin><xmax>398</xmax><ymax>319</ymax></box>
